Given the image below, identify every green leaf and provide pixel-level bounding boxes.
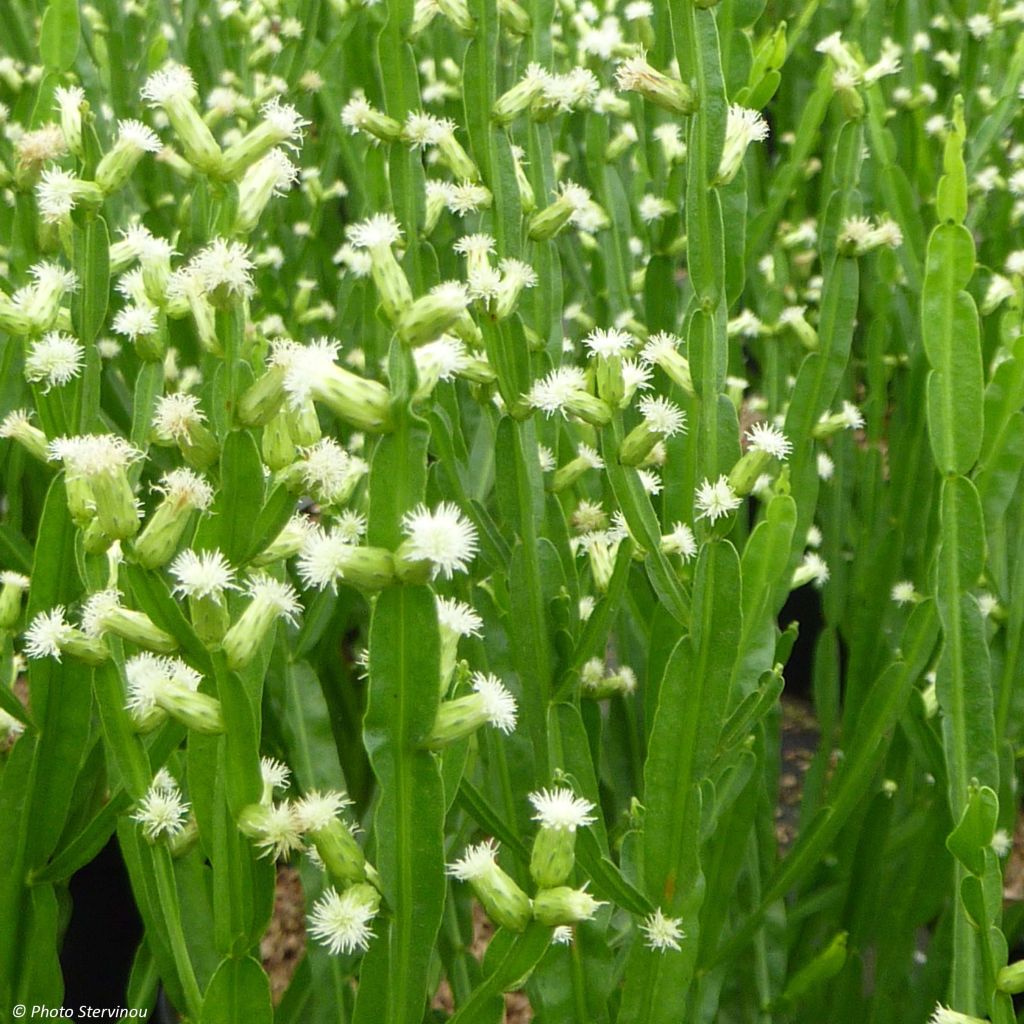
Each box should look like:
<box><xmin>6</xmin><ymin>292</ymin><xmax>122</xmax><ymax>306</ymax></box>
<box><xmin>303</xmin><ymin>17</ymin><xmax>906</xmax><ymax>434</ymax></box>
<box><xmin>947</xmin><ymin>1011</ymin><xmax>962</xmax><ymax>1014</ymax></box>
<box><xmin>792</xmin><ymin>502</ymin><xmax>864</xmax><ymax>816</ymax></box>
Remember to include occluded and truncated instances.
<box><xmin>200</xmin><ymin>956</ymin><xmax>273</xmax><ymax>1024</ymax></box>
<box><xmin>39</xmin><ymin>0</ymin><xmax>80</xmax><ymax>70</ymax></box>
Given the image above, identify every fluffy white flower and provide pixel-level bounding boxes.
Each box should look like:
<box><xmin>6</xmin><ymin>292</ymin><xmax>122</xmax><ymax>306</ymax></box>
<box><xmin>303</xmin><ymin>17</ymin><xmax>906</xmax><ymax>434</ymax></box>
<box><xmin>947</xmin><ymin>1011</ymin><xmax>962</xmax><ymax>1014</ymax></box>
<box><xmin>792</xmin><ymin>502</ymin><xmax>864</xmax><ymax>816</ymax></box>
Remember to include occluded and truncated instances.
<box><xmin>293</xmin><ymin>789</ymin><xmax>353</xmax><ymax>832</ymax></box>
<box><xmin>190</xmin><ymin>238</ymin><xmax>254</xmax><ymax>298</ymax></box>
<box><xmin>447</xmin><ymin>837</ymin><xmax>499</xmax><ymax>881</ymax></box>
<box><xmin>169</xmin><ymin>548</ymin><xmax>238</xmax><ymax>599</ymax></box>
<box><xmin>529</xmin><ymin>787</ymin><xmax>596</xmax><ymax>831</ymax></box>
<box><xmin>695</xmin><ymin>476</ymin><xmax>742</xmax><ymax>523</ymax></box>
<box><xmin>133</xmin><ymin>776</ymin><xmax>190</xmax><ymax>841</ymax></box>
<box><xmin>308</xmin><ymin>886</ymin><xmax>378</xmax><ymax>955</ymax></box>
<box><xmin>152</xmin><ymin>392</ymin><xmax>206</xmax><ymax>442</ymax></box>
<box><xmin>24</xmin><ymin>607</ymin><xmax>74</xmax><ymax>661</ymax></box>
<box><xmin>141</xmin><ymin>65</ymin><xmax>197</xmax><ymax>105</ymax></box>
<box><xmin>471</xmin><ymin>672</ymin><xmax>518</xmax><ymax>733</ymax></box>
<box><xmin>436</xmin><ymin>596</ymin><xmax>483</xmax><ymax>637</ymax></box>
<box><xmin>24</xmin><ymin>332</ymin><xmax>84</xmax><ymax>392</ymax></box>
<box><xmin>400</xmin><ymin>502</ymin><xmax>479</xmax><ymax>579</ymax></box>
<box><xmin>152</xmin><ymin>468</ymin><xmax>214</xmax><ymax>510</ymax></box>
<box><xmin>745</xmin><ymin>423</ymin><xmax>792</xmax><ymax>459</ymax></box>
<box><xmin>527</xmin><ymin>365</ymin><xmax>589</xmax><ymax>416</ymax></box>
<box><xmin>117</xmin><ymin>119</ymin><xmax>162</xmax><ymax>153</ymax></box>
<box><xmin>640</xmin><ymin>908</ymin><xmax>685</xmax><ymax>952</ymax></box>
<box><xmin>347</xmin><ymin>213</ymin><xmax>403</xmax><ymax>250</ymax></box>
<box><xmin>639</xmin><ymin>396</ymin><xmax>686</xmax><ymax>437</ymax></box>
<box><xmin>584</xmin><ymin>327</ymin><xmax>634</xmax><ymax>359</ymax></box>
<box><xmin>112</xmin><ymin>304</ymin><xmax>159</xmax><ymax>341</ymax></box>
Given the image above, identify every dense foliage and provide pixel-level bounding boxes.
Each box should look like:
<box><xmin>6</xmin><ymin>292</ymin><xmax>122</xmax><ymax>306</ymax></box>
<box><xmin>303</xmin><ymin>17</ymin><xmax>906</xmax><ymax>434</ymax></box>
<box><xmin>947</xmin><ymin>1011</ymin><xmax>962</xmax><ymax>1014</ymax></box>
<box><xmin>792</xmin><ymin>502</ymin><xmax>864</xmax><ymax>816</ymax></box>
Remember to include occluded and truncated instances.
<box><xmin>1</xmin><ymin>0</ymin><xmax>1023</xmax><ymax>1021</ymax></box>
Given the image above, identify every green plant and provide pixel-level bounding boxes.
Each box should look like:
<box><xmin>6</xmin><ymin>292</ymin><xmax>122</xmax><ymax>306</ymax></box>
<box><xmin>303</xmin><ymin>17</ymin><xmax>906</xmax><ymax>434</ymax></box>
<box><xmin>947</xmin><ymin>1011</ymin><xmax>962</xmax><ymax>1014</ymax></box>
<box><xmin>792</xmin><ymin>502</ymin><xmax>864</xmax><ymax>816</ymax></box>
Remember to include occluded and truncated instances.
<box><xmin>0</xmin><ymin>0</ymin><xmax>1023</xmax><ymax>1021</ymax></box>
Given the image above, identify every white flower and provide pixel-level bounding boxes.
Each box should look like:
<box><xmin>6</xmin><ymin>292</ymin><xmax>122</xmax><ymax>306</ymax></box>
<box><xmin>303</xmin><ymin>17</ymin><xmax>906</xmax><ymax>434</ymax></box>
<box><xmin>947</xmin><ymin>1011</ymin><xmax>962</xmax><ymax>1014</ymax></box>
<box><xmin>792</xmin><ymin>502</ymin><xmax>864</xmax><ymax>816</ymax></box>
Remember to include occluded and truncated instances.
<box><xmin>436</xmin><ymin>596</ymin><xmax>483</xmax><ymax>637</ymax></box>
<box><xmin>293</xmin><ymin>789</ymin><xmax>352</xmax><ymax>833</ymax></box>
<box><xmin>261</xmin><ymin>757</ymin><xmax>291</xmax><ymax>792</ymax></box>
<box><xmin>112</xmin><ymin>304</ymin><xmax>159</xmax><ymax>341</ymax></box>
<box><xmin>499</xmin><ymin>258</ymin><xmax>538</xmax><ymax>290</ymax></box>
<box><xmin>663</xmin><ymin>522</ymin><xmax>697</xmax><ymax>561</ymax></box>
<box><xmin>133</xmin><ymin>776</ymin><xmax>190</xmax><ymax>841</ymax></box>
<box><xmin>47</xmin><ymin>433</ymin><xmax>141</xmax><ymax>479</ymax></box>
<box><xmin>246</xmin><ymin>574</ymin><xmax>302</xmax><ymax>627</ymax></box>
<box><xmin>453</xmin><ymin>232</ymin><xmax>496</xmax><ymax>257</ymax></box>
<box><xmin>745</xmin><ymin>423</ymin><xmax>792</xmax><ymax>459</ymax></box>
<box><xmin>584</xmin><ymin>327</ymin><xmax>634</xmax><ymax>359</ymax></box>
<box><xmin>639</xmin><ymin>194</ymin><xmax>673</xmax><ymax>223</ymax></box>
<box><xmin>471</xmin><ymin>671</ymin><xmax>518</xmax><ymax>733</ymax></box>
<box><xmin>445</xmin><ymin>181</ymin><xmax>492</xmax><ymax>215</ymax></box>
<box><xmin>967</xmin><ymin>13</ymin><xmax>994</xmax><ymax>38</ymax></box>
<box><xmin>36</xmin><ymin>168</ymin><xmax>80</xmax><ymax>222</ymax></box>
<box><xmin>24</xmin><ymin>607</ymin><xmax>74</xmax><ymax>660</ymax></box>
<box><xmin>153</xmin><ymin>392</ymin><xmax>206</xmax><ymax>442</ymax></box>
<box><xmin>124</xmin><ymin>653</ymin><xmax>201</xmax><ymax>717</ymax></box>
<box><xmin>117</xmin><ymin>119</ymin><xmax>162</xmax><ymax>153</ymax></box>
<box><xmin>252</xmin><ymin>800</ymin><xmax>305</xmax><ymax>860</ymax></box>
<box><xmin>297</xmin><ymin>438</ymin><xmax>368</xmax><ymax>505</ymax></box>
<box><xmin>141</xmin><ymin>65</ymin><xmax>197</xmax><ymax>105</ymax></box>
<box><xmin>839</xmin><ymin>400</ymin><xmax>865</xmax><ymax>430</ymax></box>
<box><xmin>639</xmin><ymin>396</ymin><xmax>686</xmax><ymax>437</ymax></box>
<box><xmin>991</xmin><ymin>829</ymin><xmax>1012</xmax><ymax>857</ymax></box>
<box><xmin>400</xmin><ymin>502</ymin><xmax>479</xmax><ymax>579</ymax></box>
<box><xmin>529</xmin><ymin>787</ymin><xmax>596</xmax><ymax>832</ymax></box>
<box><xmin>817</xmin><ymin>453</ymin><xmax>835</xmax><ymax>480</ymax></box>
<box><xmin>152</xmin><ymin>468</ymin><xmax>214</xmax><ymax>510</ymax></box>
<box><xmin>891</xmin><ymin>581</ymin><xmax>917</xmax><ymax>605</ymax></box>
<box><xmin>1006</xmin><ymin>250</ymin><xmax>1024</xmax><ymax>276</ymax></box>
<box><xmin>447</xmin><ymin>837</ymin><xmax>499</xmax><ymax>881</ymax></box>
<box><xmin>928</xmin><ymin>1007</ymin><xmax>987</xmax><ymax>1024</ymax></box>
<box><xmin>347</xmin><ymin>213</ymin><xmax>403</xmax><ymax>251</ymax></box>
<box><xmin>795</xmin><ymin>552</ymin><xmax>830</xmax><ymax>588</ymax></box>
<box><xmin>637</xmin><ymin>469</ymin><xmax>662</xmax><ymax>495</ymax></box>
<box><xmin>309</xmin><ymin>886</ymin><xmax>378</xmax><ymax>955</ymax></box>
<box><xmin>190</xmin><ymin>238</ymin><xmax>254</xmax><ymax>298</ymax></box>
<box><xmin>403</xmin><ymin>110</ymin><xmax>450</xmax><ymax>148</ymax></box>
<box><xmin>527</xmin><ymin>365</ymin><xmax>589</xmax><ymax>416</ymax></box>
<box><xmin>695</xmin><ymin>476</ymin><xmax>742</xmax><ymax>522</ymax></box>
<box><xmin>24</xmin><ymin>332</ymin><xmax>84</xmax><ymax>392</ymax></box>
<box><xmin>640</xmin><ymin>908</ymin><xmax>685</xmax><ymax>952</ymax></box>
<box><xmin>169</xmin><ymin>548</ymin><xmax>238</xmax><ymax>599</ymax></box>
<box><xmin>552</xmin><ymin>925</ymin><xmax>574</xmax><ymax>945</ymax></box>
<box><xmin>260</xmin><ymin>98</ymin><xmax>308</xmax><ymax>149</ymax></box>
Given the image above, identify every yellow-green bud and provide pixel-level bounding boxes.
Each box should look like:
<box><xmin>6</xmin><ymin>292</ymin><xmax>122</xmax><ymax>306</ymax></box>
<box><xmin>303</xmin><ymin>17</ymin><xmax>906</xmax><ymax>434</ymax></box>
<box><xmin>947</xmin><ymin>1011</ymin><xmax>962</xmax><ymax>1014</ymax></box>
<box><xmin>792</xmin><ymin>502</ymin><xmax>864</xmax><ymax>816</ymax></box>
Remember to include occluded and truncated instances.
<box><xmin>532</xmin><ymin>886</ymin><xmax>605</xmax><ymax>926</ymax></box>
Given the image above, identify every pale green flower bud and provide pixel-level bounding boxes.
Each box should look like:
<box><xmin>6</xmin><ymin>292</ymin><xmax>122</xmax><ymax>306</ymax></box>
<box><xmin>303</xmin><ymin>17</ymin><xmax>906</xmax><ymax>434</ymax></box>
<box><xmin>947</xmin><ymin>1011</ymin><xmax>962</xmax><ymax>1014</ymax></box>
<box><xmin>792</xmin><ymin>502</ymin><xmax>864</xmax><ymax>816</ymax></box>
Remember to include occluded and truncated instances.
<box><xmin>0</xmin><ymin>572</ymin><xmax>30</xmax><ymax>630</ymax></box>
<box><xmin>493</xmin><ymin>65</ymin><xmax>550</xmax><ymax>123</ymax></box>
<box><xmin>998</xmin><ymin>961</ymin><xmax>1024</xmax><ymax>994</ymax></box>
<box><xmin>549</xmin><ymin>444</ymin><xmax>604</xmax><ymax>493</ymax></box>
<box><xmin>448</xmin><ymin>840</ymin><xmax>532</xmax><ymax>932</ymax></box>
<box><xmin>222</xmin><ymin>575</ymin><xmax>302</xmax><ymax>671</ymax></box>
<box><xmin>346</xmin><ymin>214</ymin><xmax>414</xmax><ymax>324</ymax></box>
<box><xmin>262</xmin><ymin>410</ymin><xmax>297</xmax><ymax>472</ymax></box>
<box><xmin>498</xmin><ymin>0</ymin><xmax>531</xmax><ymax>35</ymax></box>
<box><xmin>528</xmin><ymin>182</ymin><xmax>592</xmax><ymax>241</ymax></box>
<box><xmin>812</xmin><ymin>400</ymin><xmax>864</xmax><ymax>439</ymax></box>
<box><xmin>341</xmin><ymin>94</ymin><xmax>403</xmax><ymax>143</ymax></box>
<box><xmin>424</xmin><ymin>672</ymin><xmax>517</xmax><ymax>748</ymax></box>
<box><xmin>0</xmin><ymin>410</ymin><xmax>48</xmax><ymax>462</ymax></box>
<box><xmin>714</xmin><ymin>105</ymin><xmax>770</xmax><ymax>186</ymax></box>
<box><xmin>295</xmin><ymin>791</ymin><xmax>366</xmax><ymax>885</ymax></box>
<box><xmin>252</xmin><ymin>515</ymin><xmax>318</xmax><ymax>568</ymax></box>
<box><xmin>435</xmin><ymin>0</ymin><xmax>476</xmax><ymax>34</ymax></box>
<box><xmin>614</xmin><ymin>52</ymin><xmax>696</xmax><ymax>115</ymax></box>
<box><xmin>234</xmin><ymin>149</ymin><xmax>299</xmax><ymax>234</ymax></box>
<box><xmin>141</xmin><ymin>66</ymin><xmax>224</xmax><ymax>175</ymax></box>
<box><xmin>95</xmin><ymin>120</ymin><xmax>162</xmax><ymax>192</ymax></box>
<box><xmin>532</xmin><ymin>885</ymin><xmax>605</xmax><ymax>926</ymax></box>
<box><xmin>133</xmin><ymin>469</ymin><xmax>215</xmax><ymax>569</ymax></box>
<box><xmin>152</xmin><ymin>392</ymin><xmax>220</xmax><ymax>469</ymax></box>
<box><xmin>528</xmin><ymin>788</ymin><xmax>596</xmax><ymax>888</ymax></box>
<box><xmin>620</xmin><ymin>396</ymin><xmax>687</xmax><ymax>466</ymax></box>
<box><xmin>398</xmin><ymin>282</ymin><xmax>470</xmax><ymax>346</ymax></box>
<box><xmin>512</xmin><ymin>149</ymin><xmax>537</xmax><ymax>213</ymax></box>
<box><xmin>83</xmin><ymin>590</ymin><xmax>179</xmax><ymax>653</ymax></box>
<box><xmin>220</xmin><ymin>99</ymin><xmax>308</xmax><ymax>179</ymax></box>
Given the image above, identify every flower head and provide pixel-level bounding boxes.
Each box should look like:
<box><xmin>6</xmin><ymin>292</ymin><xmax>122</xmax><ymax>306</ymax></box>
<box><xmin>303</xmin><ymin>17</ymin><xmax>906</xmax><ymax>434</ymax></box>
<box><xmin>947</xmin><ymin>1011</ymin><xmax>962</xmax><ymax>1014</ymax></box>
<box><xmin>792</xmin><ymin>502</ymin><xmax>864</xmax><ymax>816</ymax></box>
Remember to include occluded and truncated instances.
<box><xmin>24</xmin><ymin>332</ymin><xmax>84</xmax><ymax>392</ymax></box>
<box><xmin>24</xmin><ymin>607</ymin><xmax>73</xmax><ymax>661</ymax></box>
<box><xmin>169</xmin><ymin>548</ymin><xmax>238</xmax><ymax>599</ymax></box>
<box><xmin>471</xmin><ymin>671</ymin><xmax>517</xmax><ymax>733</ymax></box>
<box><xmin>447</xmin><ymin>838</ymin><xmax>499</xmax><ymax>881</ymax></box>
<box><xmin>639</xmin><ymin>395</ymin><xmax>686</xmax><ymax>437</ymax></box>
<box><xmin>141</xmin><ymin>65</ymin><xmax>198</xmax><ymax>105</ymax></box>
<box><xmin>527</xmin><ymin>365</ymin><xmax>589</xmax><ymax>417</ymax></box>
<box><xmin>695</xmin><ymin>476</ymin><xmax>742</xmax><ymax>523</ymax></box>
<box><xmin>640</xmin><ymin>908</ymin><xmax>686</xmax><ymax>952</ymax></box>
<box><xmin>190</xmin><ymin>238</ymin><xmax>254</xmax><ymax>299</ymax></box>
<box><xmin>133</xmin><ymin>776</ymin><xmax>190</xmax><ymax>841</ymax></box>
<box><xmin>529</xmin><ymin>787</ymin><xmax>596</xmax><ymax>832</ymax></box>
<box><xmin>744</xmin><ymin>422</ymin><xmax>792</xmax><ymax>459</ymax></box>
<box><xmin>400</xmin><ymin>502</ymin><xmax>479</xmax><ymax>579</ymax></box>
<box><xmin>308</xmin><ymin>885</ymin><xmax>378</xmax><ymax>954</ymax></box>
<box><xmin>152</xmin><ymin>468</ymin><xmax>214</xmax><ymax>510</ymax></box>
<box><xmin>347</xmin><ymin>214</ymin><xmax>403</xmax><ymax>250</ymax></box>
<box><xmin>436</xmin><ymin>596</ymin><xmax>483</xmax><ymax>637</ymax></box>
<box><xmin>293</xmin><ymin>789</ymin><xmax>353</xmax><ymax>833</ymax></box>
